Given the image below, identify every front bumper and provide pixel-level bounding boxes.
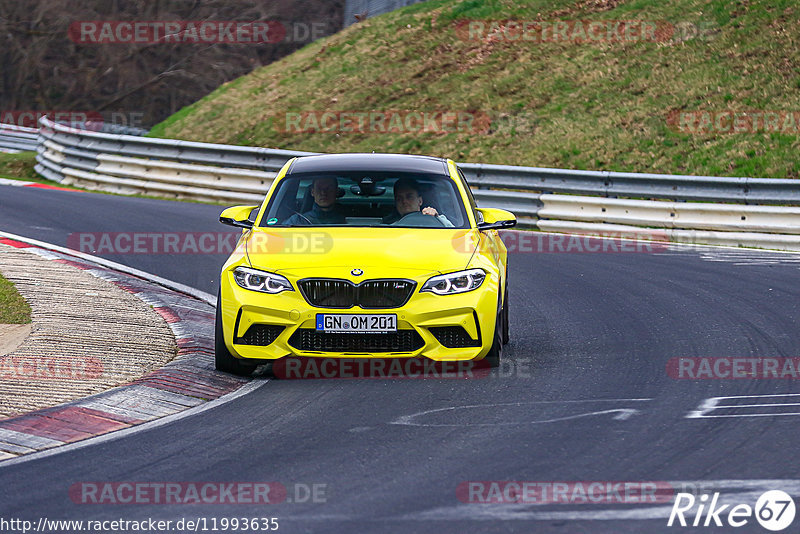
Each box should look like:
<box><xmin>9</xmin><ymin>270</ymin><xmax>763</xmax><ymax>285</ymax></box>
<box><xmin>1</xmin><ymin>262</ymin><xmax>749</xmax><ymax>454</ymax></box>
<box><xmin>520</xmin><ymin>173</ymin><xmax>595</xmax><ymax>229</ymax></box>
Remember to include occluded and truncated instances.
<box><xmin>219</xmin><ymin>271</ymin><xmax>499</xmax><ymax>362</ymax></box>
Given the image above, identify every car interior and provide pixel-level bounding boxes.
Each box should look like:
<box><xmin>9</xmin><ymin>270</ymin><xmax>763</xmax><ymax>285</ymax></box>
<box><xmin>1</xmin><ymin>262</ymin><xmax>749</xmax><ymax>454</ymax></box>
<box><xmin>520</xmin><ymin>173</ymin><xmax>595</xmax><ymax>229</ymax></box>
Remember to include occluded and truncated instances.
<box><xmin>262</xmin><ymin>173</ymin><xmax>468</xmax><ymax>228</ymax></box>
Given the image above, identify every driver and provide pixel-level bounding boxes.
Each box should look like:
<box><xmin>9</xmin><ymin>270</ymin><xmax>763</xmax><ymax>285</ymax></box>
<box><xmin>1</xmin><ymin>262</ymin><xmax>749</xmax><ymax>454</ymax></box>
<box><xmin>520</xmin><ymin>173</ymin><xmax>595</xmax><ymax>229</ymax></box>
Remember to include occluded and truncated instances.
<box><xmin>383</xmin><ymin>178</ymin><xmax>453</xmax><ymax>227</ymax></box>
<box><xmin>284</xmin><ymin>176</ymin><xmax>346</xmax><ymax>225</ymax></box>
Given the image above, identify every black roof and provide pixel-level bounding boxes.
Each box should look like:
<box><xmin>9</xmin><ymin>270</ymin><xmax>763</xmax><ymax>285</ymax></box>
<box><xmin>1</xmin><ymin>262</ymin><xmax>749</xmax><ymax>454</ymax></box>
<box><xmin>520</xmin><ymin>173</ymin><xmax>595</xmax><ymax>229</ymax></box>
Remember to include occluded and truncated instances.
<box><xmin>287</xmin><ymin>153</ymin><xmax>449</xmax><ymax>175</ymax></box>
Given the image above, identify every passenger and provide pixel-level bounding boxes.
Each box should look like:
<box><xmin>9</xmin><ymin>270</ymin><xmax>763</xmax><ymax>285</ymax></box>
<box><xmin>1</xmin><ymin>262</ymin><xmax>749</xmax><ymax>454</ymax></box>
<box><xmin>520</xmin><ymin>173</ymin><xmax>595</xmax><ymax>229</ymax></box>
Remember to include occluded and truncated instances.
<box><xmin>383</xmin><ymin>178</ymin><xmax>453</xmax><ymax>227</ymax></box>
<box><xmin>284</xmin><ymin>176</ymin><xmax>346</xmax><ymax>225</ymax></box>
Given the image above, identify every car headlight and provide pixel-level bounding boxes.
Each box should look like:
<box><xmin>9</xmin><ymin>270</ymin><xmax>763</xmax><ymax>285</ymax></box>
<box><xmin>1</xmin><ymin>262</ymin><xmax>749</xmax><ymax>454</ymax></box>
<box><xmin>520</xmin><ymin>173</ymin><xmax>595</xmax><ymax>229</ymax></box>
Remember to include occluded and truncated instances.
<box><xmin>233</xmin><ymin>266</ymin><xmax>293</xmax><ymax>294</ymax></box>
<box><xmin>421</xmin><ymin>268</ymin><xmax>486</xmax><ymax>295</ymax></box>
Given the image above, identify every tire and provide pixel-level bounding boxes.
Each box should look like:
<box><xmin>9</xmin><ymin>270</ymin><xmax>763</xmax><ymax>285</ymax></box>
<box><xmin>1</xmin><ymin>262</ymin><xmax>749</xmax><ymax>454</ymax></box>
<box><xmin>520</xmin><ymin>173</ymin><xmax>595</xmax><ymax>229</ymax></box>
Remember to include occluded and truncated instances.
<box><xmin>483</xmin><ymin>297</ymin><xmax>503</xmax><ymax>368</ymax></box>
<box><xmin>502</xmin><ymin>275</ymin><xmax>510</xmax><ymax>345</ymax></box>
<box><xmin>215</xmin><ymin>293</ymin><xmax>256</xmax><ymax>377</ymax></box>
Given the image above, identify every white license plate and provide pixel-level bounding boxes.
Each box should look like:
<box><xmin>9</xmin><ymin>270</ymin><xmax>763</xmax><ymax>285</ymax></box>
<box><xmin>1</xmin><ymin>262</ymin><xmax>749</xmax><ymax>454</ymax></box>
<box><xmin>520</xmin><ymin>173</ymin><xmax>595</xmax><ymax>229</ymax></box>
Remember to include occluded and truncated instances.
<box><xmin>316</xmin><ymin>314</ymin><xmax>397</xmax><ymax>333</ymax></box>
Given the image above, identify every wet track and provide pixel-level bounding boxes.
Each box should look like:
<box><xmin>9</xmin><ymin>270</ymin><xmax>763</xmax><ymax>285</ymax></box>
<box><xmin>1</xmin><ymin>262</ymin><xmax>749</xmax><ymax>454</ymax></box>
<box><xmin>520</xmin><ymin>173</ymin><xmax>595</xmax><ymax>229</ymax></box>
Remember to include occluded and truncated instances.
<box><xmin>1</xmin><ymin>184</ymin><xmax>799</xmax><ymax>533</ymax></box>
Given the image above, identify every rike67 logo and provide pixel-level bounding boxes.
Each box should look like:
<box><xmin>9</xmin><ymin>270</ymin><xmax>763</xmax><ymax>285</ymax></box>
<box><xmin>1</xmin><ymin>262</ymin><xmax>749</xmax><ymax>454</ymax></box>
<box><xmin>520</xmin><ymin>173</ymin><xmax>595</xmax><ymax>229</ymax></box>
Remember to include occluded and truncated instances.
<box><xmin>668</xmin><ymin>490</ymin><xmax>796</xmax><ymax>531</ymax></box>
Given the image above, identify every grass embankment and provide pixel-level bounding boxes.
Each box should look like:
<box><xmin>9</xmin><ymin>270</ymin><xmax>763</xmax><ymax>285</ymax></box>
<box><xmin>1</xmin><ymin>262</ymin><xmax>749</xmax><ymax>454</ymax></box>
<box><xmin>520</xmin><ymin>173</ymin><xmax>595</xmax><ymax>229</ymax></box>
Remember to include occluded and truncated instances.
<box><xmin>0</xmin><ymin>274</ymin><xmax>31</xmax><ymax>324</ymax></box>
<box><xmin>0</xmin><ymin>152</ymin><xmax>86</xmax><ymax>189</ymax></box>
<box><xmin>150</xmin><ymin>0</ymin><xmax>800</xmax><ymax>179</ymax></box>
<box><xmin>0</xmin><ymin>151</ymin><xmax>73</xmax><ymax>188</ymax></box>
<box><xmin>0</xmin><ymin>152</ymin><xmax>38</xmax><ymax>181</ymax></box>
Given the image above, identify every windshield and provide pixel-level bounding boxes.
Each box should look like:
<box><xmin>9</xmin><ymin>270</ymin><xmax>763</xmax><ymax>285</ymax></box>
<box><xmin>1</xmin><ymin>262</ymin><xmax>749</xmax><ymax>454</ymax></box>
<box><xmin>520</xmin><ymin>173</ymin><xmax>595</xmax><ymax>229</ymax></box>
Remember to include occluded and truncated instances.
<box><xmin>259</xmin><ymin>171</ymin><xmax>470</xmax><ymax>228</ymax></box>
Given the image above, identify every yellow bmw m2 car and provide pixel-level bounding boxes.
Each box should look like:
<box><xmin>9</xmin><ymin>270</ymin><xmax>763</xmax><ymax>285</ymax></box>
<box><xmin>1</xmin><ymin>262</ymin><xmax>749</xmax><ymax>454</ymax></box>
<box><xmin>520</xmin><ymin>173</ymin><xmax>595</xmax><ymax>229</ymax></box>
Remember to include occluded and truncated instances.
<box><xmin>216</xmin><ymin>153</ymin><xmax>516</xmax><ymax>376</ymax></box>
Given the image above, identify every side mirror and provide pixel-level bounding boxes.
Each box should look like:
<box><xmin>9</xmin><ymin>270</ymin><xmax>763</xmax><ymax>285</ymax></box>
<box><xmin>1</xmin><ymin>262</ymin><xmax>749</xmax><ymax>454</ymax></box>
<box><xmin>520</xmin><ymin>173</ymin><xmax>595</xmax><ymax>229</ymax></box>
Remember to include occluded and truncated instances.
<box><xmin>476</xmin><ymin>207</ymin><xmax>517</xmax><ymax>231</ymax></box>
<box><xmin>220</xmin><ymin>205</ymin><xmax>259</xmax><ymax>229</ymax></box>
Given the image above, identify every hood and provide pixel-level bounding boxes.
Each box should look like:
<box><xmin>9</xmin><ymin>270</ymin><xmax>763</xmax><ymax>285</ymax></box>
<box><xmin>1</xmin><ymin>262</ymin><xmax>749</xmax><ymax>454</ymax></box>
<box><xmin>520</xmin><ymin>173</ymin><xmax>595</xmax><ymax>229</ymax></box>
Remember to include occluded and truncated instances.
<box><xmin>244</xmin><ymin>227</ymin><xmax>480</xmax><ymax>279</ymax></box>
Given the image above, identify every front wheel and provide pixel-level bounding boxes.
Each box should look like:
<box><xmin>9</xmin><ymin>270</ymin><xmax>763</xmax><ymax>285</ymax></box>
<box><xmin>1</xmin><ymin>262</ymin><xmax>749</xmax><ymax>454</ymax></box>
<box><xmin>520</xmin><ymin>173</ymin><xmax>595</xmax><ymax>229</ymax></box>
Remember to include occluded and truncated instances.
<box><xmin>502</xmin><ymin>275</ymin><xmax>510</xmax><ymax>345</ymax></box>
<box><xmin>215</xmin><ymin>293</ymin><xmax>256</xmax><ymax>377</ymax></box>
<box><xmin>483</xmin><ymin>299</ymin><xmax>503</xmax><ymax>368</ymax></box>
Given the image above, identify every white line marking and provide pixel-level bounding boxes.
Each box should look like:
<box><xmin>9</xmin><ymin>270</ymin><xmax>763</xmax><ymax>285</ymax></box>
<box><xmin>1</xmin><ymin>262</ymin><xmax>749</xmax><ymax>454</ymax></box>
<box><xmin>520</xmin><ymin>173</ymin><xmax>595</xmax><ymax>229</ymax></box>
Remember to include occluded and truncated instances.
<box><xmin>0</xmin><ymin>380</ymin><xmax>267</xmax><ymax>468</ymax></box>
<box><xmin>688</xmin><ymin>413</ymin><xmax>800</xmax><ymax>418</ymax></box>
<box><xmin>686</xmin><ymin>394</ymin><xmax>800</xmax><ymax>419</ymax></box>
<box><xmin>712</xmin><ymin>403</ymin><xmax>800</xmax><ymax>409</ymax></box>
<box><xmin>710</xmin><ymin>393</ymin><xmax>800</xmax><ymax>399</ymax></box>
<box><xmin>391</xmin><ymin>399</ymin><xmax>651</xmax><ymax>427</ymax></box>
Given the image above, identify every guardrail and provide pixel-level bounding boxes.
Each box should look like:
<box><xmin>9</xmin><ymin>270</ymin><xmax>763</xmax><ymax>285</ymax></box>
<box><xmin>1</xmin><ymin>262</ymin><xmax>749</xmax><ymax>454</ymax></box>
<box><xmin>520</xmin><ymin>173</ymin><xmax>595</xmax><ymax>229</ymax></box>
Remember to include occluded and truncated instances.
<box><xmin>19</xmin><ymin>117</ymin><xmax>800</xmax><ymax>251</ymax></box>
<box><xmin>460</xmin><ymin>163</ymin><xmax>800</xmax><ymax>205</ymax></box>
<box><xmin>34</xmin><ymin>118</ymin><xmax>307</xmax><ymax>204</ymax></box>
<box><xmin>0</xmin><ymin>124</ymin><xmax>39</xmax><ymax>153</ymax></box>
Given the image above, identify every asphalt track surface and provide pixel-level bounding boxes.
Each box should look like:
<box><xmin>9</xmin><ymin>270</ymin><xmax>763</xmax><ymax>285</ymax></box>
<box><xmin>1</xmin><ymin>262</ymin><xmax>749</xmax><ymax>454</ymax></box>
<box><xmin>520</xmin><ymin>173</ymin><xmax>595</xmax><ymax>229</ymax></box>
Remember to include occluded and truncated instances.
<box><xmin>1</xmin><ymin>184</ymin><xmax>799</xmax><ymax>533</ymax></box>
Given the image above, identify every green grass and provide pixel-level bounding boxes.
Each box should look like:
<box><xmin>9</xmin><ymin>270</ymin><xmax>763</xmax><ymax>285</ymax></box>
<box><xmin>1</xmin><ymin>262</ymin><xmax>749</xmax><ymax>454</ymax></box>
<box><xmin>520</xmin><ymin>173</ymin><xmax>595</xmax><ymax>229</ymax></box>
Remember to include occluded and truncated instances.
<box><xmin>149</xmin><ymin>0</ymin><xmax>800</xmax><ymax>179</ymax></box>
<box><xmin>0</xmin><ymin>274</ymin><xmax>31</xmax><ymax>324</ymax></box>
<box><xmin>0</xmin><ymin>152</ymin><xmax>38</xmax><ymax>181</ymax></box>
<box><xmin>0</xmin><ymin>152</ymin><xmax>103</xmax><ymax>191</ymax></box>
